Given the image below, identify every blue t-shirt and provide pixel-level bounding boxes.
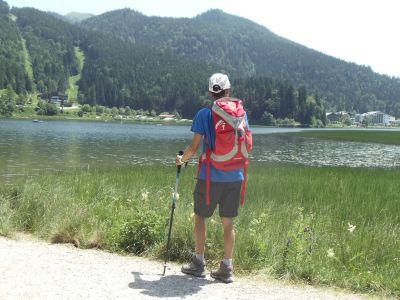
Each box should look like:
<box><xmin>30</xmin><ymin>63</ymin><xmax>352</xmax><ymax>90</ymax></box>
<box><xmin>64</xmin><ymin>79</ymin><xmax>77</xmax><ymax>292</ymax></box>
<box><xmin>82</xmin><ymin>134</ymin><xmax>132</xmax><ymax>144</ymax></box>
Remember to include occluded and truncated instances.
<box><xmin>191</xmin><ymin>107</ymin><xmax>250</xmax><ymax>182</ymax></box>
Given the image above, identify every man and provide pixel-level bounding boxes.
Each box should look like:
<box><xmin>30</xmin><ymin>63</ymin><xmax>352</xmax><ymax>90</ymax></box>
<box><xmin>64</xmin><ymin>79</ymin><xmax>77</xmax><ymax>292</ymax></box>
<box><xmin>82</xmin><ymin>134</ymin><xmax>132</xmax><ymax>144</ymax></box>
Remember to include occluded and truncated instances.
<box><xmin>176</xmin><ymin>73</ymin><xmax>251</xmax><ymax>283</ymax></box>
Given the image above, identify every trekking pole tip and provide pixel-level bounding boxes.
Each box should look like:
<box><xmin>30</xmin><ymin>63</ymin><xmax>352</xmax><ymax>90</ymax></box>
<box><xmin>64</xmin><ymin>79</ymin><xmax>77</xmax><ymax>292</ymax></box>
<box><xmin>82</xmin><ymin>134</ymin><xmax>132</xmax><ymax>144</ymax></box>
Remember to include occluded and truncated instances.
<box><xmin>162</xmin><ymin>264</ymin><xmax>167</xmax><ymax>276</ymax></box>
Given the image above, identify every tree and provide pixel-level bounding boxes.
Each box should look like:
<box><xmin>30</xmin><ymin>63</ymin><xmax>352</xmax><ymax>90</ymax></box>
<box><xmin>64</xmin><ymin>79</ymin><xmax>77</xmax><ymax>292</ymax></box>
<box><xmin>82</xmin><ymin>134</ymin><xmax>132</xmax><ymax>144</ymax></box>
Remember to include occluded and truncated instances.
<box><xmin>16</xmin><ymin>94</ymin><xmax>26</xmax><ymax>105</ymax></box>
<box><xmin>111</xmin><ymin>107</ymin><xmax>118</xmax><ymax>116</ymax></box>
<box><xmin>265</xmin><ymin>97</ymin><xmax>280</xmax><ymax>118</ymax></box>
<box><xmin>45</xmin><ymin>103</ymin><xmax>59</xmax><ymax>115</ymax></box>
<box><xmin>95</xmin><ymin>105</ymin><xmax>105</xmax><ymax>114</ymax></box>
<box><xmin>81</xmin><ymin>104</ymin><xmax>92</xmax><ymax>113</ymax></box>
<box><xmin>260</xmin><ymin>111</ymin><xmax>275</xmax><ymax>126</ymax></box>
<box><xmin>124</xmin><ymin>106</ymin><xmax>131</xmax><ymax>116</ymax></box>
<box><xmin>172</xmin><ymin>109</ymin><xmax>181</xmax><ymax>119</ymax></box>
<box><xmin>340</xmin><ymin>114</ymin><xmax>351</xmax><ymax>126</ymax></box>
<box><xmin>36</xmin><ymin>100</ymin><xmax>47</xmax><ymax>115</ymax></box>
<box><xmin>0</xmin><ymin>0</ymin><xmax>9</xmax><ymax>14</ymax></box>
<box><xmin>0</xmin><ymin>87</ymin><xmax>16</xmax><ymax>116</ymax></box>
<box><xmin>297</xmin><ymin>86</ymin><xmax>307</xmax><ymax>124</ymax></box>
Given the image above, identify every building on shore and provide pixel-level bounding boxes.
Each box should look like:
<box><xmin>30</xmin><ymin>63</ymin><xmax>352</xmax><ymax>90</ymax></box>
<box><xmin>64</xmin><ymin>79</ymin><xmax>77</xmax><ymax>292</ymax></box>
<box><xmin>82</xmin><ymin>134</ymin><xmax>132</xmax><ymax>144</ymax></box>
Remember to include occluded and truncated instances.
<box><xmin>355</xmin><ymin>111</ymin><xmax>395</xmax><ymax>126</ymax></box>
<box><xmin>326</xmin><ymin>111</ymin><xmax>350</xmax><ymax>124</ymax></box>
<box><xmin>327</xmin><ymin>110</ymin><xmax>398</xmax><ymax>126</ymax></box>
<box><xmin>49</xmin><ymin>94</ymin><xmax>68</xmax><ymax>106</ymax></box>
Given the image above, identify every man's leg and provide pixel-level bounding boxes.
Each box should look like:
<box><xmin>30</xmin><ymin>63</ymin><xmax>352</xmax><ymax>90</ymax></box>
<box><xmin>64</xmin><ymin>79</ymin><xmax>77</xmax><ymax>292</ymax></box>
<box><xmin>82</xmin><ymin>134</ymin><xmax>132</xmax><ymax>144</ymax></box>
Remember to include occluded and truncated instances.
<box><xmin>182</xmin><ymin>179</ymin><xmax>218</xmax><ymax>278</ymax></box>
<box><xmin>181</xmin><ymin>214</ymin><xmax>208</xmax><ymax>278</ymax></box>
<box><xmin>192</xmin><ymin>179</ymin><xmax>218</xmax><ymax>260</ymax></box>
<box><xmin>195</xmin><ymin>214</ymin><xmax>206</xmax><ymax>256</ymax></box>
<box><xmin>210</xmin><ymin>180</ymin><xmax>241</xmax><ymax>284</ymax></box>
<box><xmin>210</xmin><ymin>217</ymin><xmax>235</xmax><ymax>283</ymax></box>
<box><xmin>217</xmin><ymin>181</ymin><xmax>241</xmax><ymax>260</ymax></box>
<box><xmin>221</xmin><ymin>217</ymin><xmax>235</xmax><ymax>259</ymax></box>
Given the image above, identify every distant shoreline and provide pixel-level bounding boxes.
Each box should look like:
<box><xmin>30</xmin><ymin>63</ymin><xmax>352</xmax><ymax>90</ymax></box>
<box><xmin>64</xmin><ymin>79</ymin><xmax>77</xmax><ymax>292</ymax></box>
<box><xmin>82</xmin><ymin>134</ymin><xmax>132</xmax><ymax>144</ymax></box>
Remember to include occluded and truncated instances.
<box><xmin>1</xmin><ymin>114</ymin><xmax>193</xmax><ymax>125</ymax></box>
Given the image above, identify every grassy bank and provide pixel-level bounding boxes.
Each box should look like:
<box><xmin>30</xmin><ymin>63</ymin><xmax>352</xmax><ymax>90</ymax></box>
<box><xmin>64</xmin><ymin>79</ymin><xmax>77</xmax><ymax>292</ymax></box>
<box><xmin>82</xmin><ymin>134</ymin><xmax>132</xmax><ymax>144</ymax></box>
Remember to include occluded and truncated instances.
<box><xmin>288</xmin><ymin>130</ymin><xmax>400</xmax><ymax>145</ymax></box>
<box><xmin>0</xmin><ymin>163</ymin><xmax>399</xmax><ymax>297</ymax></box>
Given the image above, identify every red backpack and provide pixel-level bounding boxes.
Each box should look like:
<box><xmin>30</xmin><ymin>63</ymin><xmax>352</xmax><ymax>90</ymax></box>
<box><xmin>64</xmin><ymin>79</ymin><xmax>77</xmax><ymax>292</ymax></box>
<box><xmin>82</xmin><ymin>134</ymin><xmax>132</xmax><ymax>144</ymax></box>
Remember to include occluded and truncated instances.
<box><xmin>198</xmin><ymin>97</ymin><xmax>252</xmax><ymax>206</ymax></box>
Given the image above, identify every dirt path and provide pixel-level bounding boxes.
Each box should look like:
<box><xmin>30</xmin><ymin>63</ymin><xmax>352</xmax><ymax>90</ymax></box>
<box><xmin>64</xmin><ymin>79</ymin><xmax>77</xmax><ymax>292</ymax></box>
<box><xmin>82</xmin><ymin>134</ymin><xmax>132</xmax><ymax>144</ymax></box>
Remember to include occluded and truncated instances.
<box><xmin>0</xmin><ymin>235</ymin><xmax>370</xmax><ymax>300</ymax></box>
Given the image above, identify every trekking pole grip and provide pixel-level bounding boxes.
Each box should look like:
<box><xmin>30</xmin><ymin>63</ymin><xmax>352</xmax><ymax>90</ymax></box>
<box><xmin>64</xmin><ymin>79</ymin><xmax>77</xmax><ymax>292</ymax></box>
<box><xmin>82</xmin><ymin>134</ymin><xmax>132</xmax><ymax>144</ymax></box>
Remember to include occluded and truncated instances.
<box><xmin>177</xmin><ymin>150</ymin><xmax>184</xmax><ymax>172</ymax></box>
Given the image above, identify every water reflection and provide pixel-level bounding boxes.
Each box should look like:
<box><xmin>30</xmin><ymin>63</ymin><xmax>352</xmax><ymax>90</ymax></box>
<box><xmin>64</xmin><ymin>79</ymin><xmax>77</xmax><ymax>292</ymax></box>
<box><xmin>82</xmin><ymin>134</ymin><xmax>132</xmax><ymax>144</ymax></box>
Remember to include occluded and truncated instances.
<box><xmin>253</xmin><ymin>135</ymin><xmax>400</xmax><ymax>168</ymax></box>
<box><xmin>1</xmin><ymin>120</ymin><xmax>400</xmax><ymax>184</ymax></box>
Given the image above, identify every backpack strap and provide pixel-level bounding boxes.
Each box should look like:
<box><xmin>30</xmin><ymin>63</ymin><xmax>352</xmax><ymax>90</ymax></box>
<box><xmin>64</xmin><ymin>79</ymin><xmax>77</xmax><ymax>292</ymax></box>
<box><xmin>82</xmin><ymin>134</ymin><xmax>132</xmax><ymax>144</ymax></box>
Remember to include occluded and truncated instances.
<box><xmin>240</xmin><ymin>161</ymin><xmax>249</xmax><ymax>206</ymax></box>
<box><xmin>197</xmin><ymin>155</ymin><xmax>202</xmax><ymax>178</ymax></box>
<box><xmin>212</xmin><ymin>99</ymin><xmax>244</xmax><ymax>130</ymax></box>
<box><xmin>205</xmin><ymin>149</ymin><xmax>211</xmax><ymax>206</ymax></box>
<box><xmin>198</xmin><ymin>150</ymin><xmax>212</xmax><ymax>206</ymax></box>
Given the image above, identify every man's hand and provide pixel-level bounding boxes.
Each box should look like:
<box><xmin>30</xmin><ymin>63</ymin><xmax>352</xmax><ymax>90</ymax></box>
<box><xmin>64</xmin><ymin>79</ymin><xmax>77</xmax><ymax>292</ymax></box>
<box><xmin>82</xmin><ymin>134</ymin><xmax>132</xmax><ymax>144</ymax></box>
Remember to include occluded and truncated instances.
<box><xmin>175</xmin><ymin>133</ymin><xmax>202</xmax><ymax>166</ymax></box>
<box><xmin>176</xmin><ymin>155</ymin><xmax>185</xmax><ymax>166</ymax></box>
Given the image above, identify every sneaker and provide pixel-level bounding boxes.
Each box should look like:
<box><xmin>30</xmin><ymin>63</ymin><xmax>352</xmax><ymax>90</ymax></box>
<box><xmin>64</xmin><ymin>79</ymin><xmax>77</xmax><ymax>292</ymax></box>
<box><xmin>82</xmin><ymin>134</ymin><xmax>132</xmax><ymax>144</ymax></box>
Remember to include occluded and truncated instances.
<box><xmin>210</xmin><ymin>261</ymin><xmax>233</xmax><ymax>283</ymax></box>
<box><xmin>181</xmin><ymin>255</ymin><xmax>206</xmax><ymax>278</ymax></box>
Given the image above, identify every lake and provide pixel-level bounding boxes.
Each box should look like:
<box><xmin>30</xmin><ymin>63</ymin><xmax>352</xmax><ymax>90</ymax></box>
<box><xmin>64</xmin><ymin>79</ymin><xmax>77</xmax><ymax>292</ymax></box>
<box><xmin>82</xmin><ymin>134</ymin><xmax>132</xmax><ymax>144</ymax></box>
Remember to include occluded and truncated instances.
<box><xmin>1</xmin><ymin>119</ymin><xmax>400</xmax><ymax>184</ymax></box>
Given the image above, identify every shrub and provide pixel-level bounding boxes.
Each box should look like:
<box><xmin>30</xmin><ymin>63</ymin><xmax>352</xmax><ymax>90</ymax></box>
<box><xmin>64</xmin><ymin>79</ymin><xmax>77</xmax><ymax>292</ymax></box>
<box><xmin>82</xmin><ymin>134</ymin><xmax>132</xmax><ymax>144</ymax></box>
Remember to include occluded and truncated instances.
<box><xmin>113</xmin><ymin>210</ymin><xmax>167</xmax><ymax>254</ymax></box>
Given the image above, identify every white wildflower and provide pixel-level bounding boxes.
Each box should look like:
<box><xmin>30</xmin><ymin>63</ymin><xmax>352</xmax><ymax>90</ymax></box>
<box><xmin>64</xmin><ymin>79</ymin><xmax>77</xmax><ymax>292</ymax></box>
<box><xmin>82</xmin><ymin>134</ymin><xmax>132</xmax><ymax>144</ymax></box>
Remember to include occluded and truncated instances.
<box><xmin>327</xmin><ymin>248</ymin><xmax>335</xmax><ymax>258</ymax></box>
<box><xmin>172</xmin><ymin>192</ymin><xmax>179</xmax><ymax>200</ymax></box>
<box><xmin>348</xmin><ymin>223</ymin><xmax>356</xmax><ymax>233</ymax></box>
<box><xmin>141</xmin><ymin>190</ymin><xmax>149</xmax><ymax>200</ymax></box>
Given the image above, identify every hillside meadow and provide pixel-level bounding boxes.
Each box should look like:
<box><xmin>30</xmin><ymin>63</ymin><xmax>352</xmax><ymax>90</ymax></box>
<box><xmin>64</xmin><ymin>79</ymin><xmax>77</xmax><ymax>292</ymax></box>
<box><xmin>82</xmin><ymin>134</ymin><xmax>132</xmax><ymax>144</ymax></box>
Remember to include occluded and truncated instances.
<box><xmin>0</xmin><ymin>163</ymin><xmax>399</xmax><ymax>297</ymax></box>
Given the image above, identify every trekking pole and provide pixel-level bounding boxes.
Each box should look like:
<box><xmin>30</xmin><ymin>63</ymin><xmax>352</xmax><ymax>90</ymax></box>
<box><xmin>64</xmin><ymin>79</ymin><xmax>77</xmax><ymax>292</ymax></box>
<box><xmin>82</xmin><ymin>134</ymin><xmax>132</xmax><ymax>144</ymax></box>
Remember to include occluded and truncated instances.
<box><xmin>163</xmin><ymin>150</ymin><xmax>185</xmax><ymax>276</ymax></box>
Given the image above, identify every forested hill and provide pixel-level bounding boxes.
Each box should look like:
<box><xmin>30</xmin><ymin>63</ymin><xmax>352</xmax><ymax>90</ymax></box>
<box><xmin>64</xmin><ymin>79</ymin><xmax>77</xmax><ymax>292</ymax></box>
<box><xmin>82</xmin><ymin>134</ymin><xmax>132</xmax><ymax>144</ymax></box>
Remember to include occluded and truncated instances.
<box><xmin>48</xmin><ymin>11</ymin><xmax>94</xmax><ymax>24</ymax></box>
<box><xmin>0</xmin><ymin>2</ymin><xmax>31</xmax><ymax>94</ymax></box>
<box><xmin>82</xmin><ymin>8</ymin><xmax>400</xmax><ymax>116</ymax></box>
<box><xmin>1</xmin><ymin>4</ymin><xmax>226</xmax><ymax>119</ymax></box>
<box><xmin>0</xmin><ymin>1</ymin><xmax>399</xmax><ymax>124</ymax></box>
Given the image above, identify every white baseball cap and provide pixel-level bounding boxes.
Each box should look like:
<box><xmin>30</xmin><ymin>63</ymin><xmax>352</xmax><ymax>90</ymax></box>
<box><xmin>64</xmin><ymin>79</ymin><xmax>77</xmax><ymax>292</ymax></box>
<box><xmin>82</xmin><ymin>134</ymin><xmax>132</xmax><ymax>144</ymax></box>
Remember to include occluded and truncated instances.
<box><xmin>208</xmin><ymin>73</ymin><xmax>231</xmax><ymax>93</ymax></box>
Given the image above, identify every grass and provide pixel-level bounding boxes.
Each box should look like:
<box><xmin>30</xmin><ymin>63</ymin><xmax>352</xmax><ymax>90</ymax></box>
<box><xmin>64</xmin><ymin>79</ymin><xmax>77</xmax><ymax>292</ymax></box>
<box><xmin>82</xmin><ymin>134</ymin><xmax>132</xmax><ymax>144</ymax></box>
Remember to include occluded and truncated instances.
<box><xmin>287</xmin><ymin>130</ymin><xmax>400</xmax><ymax>145</ymax></box>
<box><xmin>0</xmin><ymin>163</ymin><xmax>399</xmax><ymax>297</ymax></box>
<box><xmin>75</xmin><ymin>46</ymin><xmax>85</xmax><ymax>72</ymax></box>
<box><xmin>67</xmin><ymin>74</ymin><xmax>81</xmax><ymax>102</ymax></box>
<box><xmin>66</xmin><ymin>47</ymin><xmax>85</xmax><ymax>102</ymax></box>
<box><xmin>21</xmin><ymin>38</ymin><xmax>33</xmax><ymax>81</ymax></box>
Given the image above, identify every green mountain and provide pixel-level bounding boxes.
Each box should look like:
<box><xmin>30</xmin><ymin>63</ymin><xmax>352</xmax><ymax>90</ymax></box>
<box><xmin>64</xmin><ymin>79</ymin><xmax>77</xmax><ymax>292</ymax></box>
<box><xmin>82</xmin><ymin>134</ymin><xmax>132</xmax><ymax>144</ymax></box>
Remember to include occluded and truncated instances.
<box><xmin>13</xmin><ymin>7</ymin><xmax>81</xmax><ymax>96</ymax></box>
<box><xmin>81</xmin><ymin>8</ymin><xmax>400</xmax><ymax>117</ymax></box>
<box><xmin>2</xmin><ymin>5</ymin><xmax>221</xmax><ymax>118</ymax></box>
<box><xmin>0</xmin><ymin>1</ymin><xmax>32</xmax><ymax>94</ymax></box>
<box><xmin>1</xmin><ymin>1</ymin><xmax>398</xmax><ymax>124</ymax></box>
<box><xmin>64</xmin><ymin>12</ymin><xmax>94</xmax><ymax>23</ymax></box>
<box><xmin>47</xmin><ymin>11</ymin><xmax>94</xmax><ymax>24</ymax></box>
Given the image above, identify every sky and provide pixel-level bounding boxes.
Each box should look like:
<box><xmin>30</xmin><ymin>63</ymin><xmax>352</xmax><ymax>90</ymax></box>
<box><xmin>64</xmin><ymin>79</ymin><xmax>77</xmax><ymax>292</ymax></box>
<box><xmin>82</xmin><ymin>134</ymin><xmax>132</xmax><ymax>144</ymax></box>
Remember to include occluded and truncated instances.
<box><xmin>5</xmin><ymin>0</ymin><xmax>400</xmax><ymax>78</ymax></box>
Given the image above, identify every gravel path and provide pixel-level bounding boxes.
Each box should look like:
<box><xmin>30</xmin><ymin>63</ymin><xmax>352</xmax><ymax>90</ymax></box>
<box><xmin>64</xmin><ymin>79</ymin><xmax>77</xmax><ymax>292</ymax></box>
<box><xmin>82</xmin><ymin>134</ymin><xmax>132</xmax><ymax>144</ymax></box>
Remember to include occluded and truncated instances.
<box><xmin>0</xmin><ymin>235</ymin><xmax>369</xmax><ymax>300</ymax></box>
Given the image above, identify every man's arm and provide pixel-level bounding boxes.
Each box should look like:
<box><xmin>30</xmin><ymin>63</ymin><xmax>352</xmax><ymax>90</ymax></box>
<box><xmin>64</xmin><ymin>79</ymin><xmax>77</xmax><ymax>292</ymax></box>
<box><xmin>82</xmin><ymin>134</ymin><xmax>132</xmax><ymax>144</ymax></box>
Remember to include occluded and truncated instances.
<box><xmin>176</xmin><ymin>133</ymin><xmax>202</xmax><ymax>165</ymax></box>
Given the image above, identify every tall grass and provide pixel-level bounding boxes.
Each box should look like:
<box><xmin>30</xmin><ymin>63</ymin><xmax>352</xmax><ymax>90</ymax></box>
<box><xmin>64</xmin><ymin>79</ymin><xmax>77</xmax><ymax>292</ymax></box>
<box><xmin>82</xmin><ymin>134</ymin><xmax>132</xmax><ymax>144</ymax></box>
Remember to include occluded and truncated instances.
<box><xmin>236</xmin><ymin>163</ymin><xmax>400</xmax><ymax>295</ymax></box>
<box><xmin>0</xmin><ymin>163</ymin><xmax>399</xmax><ymax>296</ymax></box>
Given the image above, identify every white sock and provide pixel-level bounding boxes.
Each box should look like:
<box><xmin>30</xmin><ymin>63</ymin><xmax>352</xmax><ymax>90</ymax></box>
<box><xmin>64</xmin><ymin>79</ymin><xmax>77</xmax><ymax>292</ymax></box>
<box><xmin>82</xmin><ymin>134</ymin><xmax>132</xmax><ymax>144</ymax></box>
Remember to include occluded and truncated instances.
<box><xmin>222</xmin><ymin>258</ymin><xmax>232</xmax><ymax>267</ymax></box>
<box><xmin>195</xmin><ymin>253</ymin><xmax>205</xmax><ymax>264</ymax></box>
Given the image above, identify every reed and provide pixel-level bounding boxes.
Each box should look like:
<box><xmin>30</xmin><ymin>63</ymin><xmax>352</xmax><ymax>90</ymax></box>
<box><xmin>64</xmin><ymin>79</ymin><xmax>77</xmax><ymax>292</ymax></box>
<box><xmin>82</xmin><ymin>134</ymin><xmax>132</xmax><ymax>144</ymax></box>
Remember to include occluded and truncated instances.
<box><xmin>0</xmin><ymin>163</ymin><xmax>399</xmax><ymax>296</ymax></box>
